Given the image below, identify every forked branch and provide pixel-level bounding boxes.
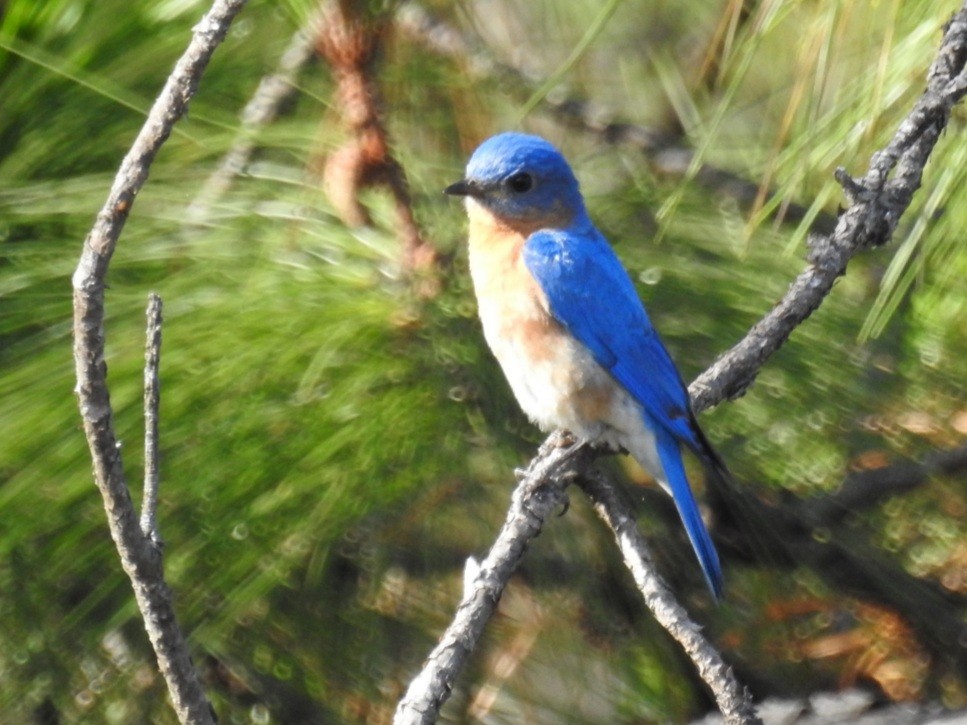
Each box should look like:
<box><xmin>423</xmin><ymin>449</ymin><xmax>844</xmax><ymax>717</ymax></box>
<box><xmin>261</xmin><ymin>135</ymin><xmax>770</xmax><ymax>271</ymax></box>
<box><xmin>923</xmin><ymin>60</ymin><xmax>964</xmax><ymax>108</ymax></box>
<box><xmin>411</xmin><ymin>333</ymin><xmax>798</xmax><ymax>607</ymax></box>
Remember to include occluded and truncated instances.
<box><xmin>71</xmin><ymin>1</ymin><xmax>248</xmax><ymax>722</ymax></box>
<box><xmin>395</xmin><ymin>4</ymin><xmax>967</xmax><ymax>723</ymax></box>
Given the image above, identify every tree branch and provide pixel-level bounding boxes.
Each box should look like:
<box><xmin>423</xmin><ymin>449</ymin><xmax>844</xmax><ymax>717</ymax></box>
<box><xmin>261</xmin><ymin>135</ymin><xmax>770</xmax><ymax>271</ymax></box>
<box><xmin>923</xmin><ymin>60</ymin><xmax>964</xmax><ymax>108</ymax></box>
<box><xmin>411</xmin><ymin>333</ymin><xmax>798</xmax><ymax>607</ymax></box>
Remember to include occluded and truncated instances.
<box><xmin>317</xmin><ymin>0</ymin><xmax>439</xmax><ymax>274</ymax></box>
<box><xmin>187</xmin><ymin>4</ymin><xmax>324</xmax><ymax>220</ymax></box>
<box><xmin>577</xmin><ymin>470</ymin><xmax>760</xmax><ymax>725</ymax></box>
<box><xmin>140</xmin><ymin>293</ymin><xmax>163</xmax><ymax>546</ymax></box>
<box><xmin>795</xmin><ymin>443</ymin><xmax>967</xmax><ymax>527</ymax></box>
<box><xmin>396</xmin><ymin>3</ymin><xmax>967</xmax><ymax>721</ymax></box>
<box><xmin>71</xmin><ymin>1</ymin><xmax>248</xmax><ymax>722</ymax></box>
<box><xmin>395</xmin><ymin>1</ymin><xmax>838</xmax><ymax>236</ymax></box>
<box><xmin>689</xmin><ymin>4</ymin><xmax>967</xmax><ymax>413</ymax></box>
<box><xmin>394</xmin><ymin>434</ymin><xmax>591</xmax><ymax>724</ymax></box>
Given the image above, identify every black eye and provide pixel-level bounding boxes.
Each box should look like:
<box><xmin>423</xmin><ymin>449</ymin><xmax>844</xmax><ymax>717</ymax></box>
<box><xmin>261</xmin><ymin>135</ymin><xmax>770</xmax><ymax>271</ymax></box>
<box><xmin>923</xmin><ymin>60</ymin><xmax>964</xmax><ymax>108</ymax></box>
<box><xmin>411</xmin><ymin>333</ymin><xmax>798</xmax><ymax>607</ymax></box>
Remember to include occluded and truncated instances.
<box><xmin>506</xmin><ymin>172</ymin><xmax>534</xmax><ymax>193</ymax></box>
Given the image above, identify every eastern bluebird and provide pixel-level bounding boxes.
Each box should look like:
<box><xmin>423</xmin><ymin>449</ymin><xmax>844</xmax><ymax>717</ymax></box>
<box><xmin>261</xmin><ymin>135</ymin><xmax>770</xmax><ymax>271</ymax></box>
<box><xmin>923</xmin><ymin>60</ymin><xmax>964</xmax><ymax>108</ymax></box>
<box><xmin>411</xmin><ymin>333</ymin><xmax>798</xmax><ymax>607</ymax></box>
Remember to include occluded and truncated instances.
<box><xmin>446</xmin><ymin>132</ymin><xmax>726</xmax><ymax>598</ymax></box>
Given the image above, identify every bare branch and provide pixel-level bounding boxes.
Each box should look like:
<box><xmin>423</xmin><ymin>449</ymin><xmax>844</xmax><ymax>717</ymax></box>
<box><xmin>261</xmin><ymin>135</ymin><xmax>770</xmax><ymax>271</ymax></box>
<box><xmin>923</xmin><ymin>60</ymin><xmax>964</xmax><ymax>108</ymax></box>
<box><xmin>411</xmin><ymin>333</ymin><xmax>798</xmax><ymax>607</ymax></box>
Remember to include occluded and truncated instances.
<box><xmin>318</xmin><ymin>0</ymin><xmax>439</xmax><ymax>274</ymax></box>
<box><xmin>578</xmin><ymin>470</ymin><xmax>761</xmax><ymax>725</ymax></box>
<box><xmin>688</xmin><ymin>3</ymin><xmax>967</xmax><ymax>413</ymax></box>
<box><xmin>796</xmin><ymin>443</ymin><xmax>967</xmax><ymax>527</ymax></box>
<box><xmin>195</xmin><ymin>2</ymin><xmax>444</xmax><ymax>275</ymax></box>
<box><xmin>188</xmin><ymin>5</ymin><xmax>324</xmax><ymax>220</ymax></box>
<box><xmin>141</xmin><ymin>293</ymin><xmax>163</xmax><ymax>546</ymax></box>
<box><xmin>394</xmin><ymin>440</ymin><xmax>756</xmax><ymax>723</ymax></box>
<box><xmin>394</xmin><ymin>434</ymin><xmax>591</xmax><ymax>724</ymax></box>
<box><xmin>396</xmin><ymin>3</ymin><xmax>967</xmax><ymax>721</ymax></box>
<box><xmin>71</xmin><ymin>1</ymin><xmax>248</xmax><ymax>722</ymax></box>
<box><xmin>395</xmin><ymin>1</ymin><xmax>838</xmax><ymax>235</ymax></box>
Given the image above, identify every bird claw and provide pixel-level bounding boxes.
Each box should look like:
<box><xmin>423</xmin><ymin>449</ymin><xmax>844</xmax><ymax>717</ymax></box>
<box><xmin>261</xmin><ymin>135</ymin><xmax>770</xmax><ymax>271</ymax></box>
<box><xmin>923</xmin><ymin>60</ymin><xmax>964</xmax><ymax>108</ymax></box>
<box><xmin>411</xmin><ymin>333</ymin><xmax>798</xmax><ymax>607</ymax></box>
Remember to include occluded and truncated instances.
<box><xmin>554</xmin><ymin>430</ymin><xmax>577</xmax><ymax>448</ymax></box>
<box><xmin>556</xmin><ymin>492</ymin><xmax>571</xmax><ymax>517</ymax></box>
<box><xmin>590</xmin><ymin>440</ymin><xmax>623</xmax><ymax>456</ymax></box>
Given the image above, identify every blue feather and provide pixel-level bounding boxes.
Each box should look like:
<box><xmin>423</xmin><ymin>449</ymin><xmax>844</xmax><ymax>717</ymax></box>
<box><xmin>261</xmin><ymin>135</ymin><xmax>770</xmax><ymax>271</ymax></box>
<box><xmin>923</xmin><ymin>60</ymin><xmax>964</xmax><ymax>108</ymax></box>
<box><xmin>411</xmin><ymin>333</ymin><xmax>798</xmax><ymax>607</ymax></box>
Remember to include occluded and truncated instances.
<box><xmin>523</xmin><ymin>230</ymin><xmax>696</xmax><ymax>443</ymax></box>
<box><xmin>523</xmin><ymin>227</ymin><xmax>723</xmax><ymax>597</ymax></box>
<box><xmin>452</xmin><ymin>132</ymin><xmax>726</xmax><ymax>598</ymax></box>
<box><xmin>653</xmin><ymin>421</ymin><xmax>724</xmax><ymax>599</ymax></box>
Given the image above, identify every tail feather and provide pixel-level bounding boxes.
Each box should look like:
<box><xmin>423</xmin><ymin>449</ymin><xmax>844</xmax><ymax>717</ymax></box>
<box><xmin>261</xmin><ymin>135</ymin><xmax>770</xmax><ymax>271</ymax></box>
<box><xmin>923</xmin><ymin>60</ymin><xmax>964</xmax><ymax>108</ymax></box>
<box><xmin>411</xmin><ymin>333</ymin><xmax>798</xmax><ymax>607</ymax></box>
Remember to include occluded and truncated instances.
<box><xmin>686</xmin><ymin>413</ymin><xmax>784</xmax><ymax>570</ymax></box>
<box><xmin>653</xmin><ymin>423</ymin><xmax>723</xmax><ymax>600</ymax></box>
<box><xmin>686</xmin><ymin>412</ymin><xmax>732</xmax><ymax>485</ymax></box>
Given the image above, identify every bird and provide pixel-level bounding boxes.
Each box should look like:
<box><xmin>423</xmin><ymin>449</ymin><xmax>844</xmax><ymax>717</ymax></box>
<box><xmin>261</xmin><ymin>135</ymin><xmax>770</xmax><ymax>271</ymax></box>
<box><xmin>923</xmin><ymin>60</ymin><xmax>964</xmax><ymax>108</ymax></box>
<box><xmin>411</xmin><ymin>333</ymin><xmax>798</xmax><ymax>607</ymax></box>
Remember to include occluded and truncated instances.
<box><xmin>445</xmin><ymin>132</ymin><xmax>727</xmax><ymax>599</ymax></box>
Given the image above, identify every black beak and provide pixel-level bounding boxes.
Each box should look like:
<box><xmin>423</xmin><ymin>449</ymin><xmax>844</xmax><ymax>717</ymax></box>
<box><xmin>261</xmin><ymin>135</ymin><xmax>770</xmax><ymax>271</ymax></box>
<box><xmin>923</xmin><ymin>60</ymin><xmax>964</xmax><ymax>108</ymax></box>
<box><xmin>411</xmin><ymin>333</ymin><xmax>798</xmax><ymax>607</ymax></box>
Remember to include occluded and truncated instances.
<box><xmin>443</xmin><ymin>179</ymin><xmax>478</xmax><ymax>197</ymax></box>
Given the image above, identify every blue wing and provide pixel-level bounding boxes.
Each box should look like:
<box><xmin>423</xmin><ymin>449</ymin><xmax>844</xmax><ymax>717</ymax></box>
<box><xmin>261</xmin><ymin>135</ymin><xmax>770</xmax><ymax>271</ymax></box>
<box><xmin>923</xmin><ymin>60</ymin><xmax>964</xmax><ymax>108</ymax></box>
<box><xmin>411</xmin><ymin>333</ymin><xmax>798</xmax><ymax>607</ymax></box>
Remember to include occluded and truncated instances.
<box><xmin>523</xmin><ymin>228</ymin><xmax>723</xmax><ymax>598</ymax></box>
<box><xmin>522</xmin><ymin>228</ymin><xmax>698</xmax><ymax>443</ymax></box>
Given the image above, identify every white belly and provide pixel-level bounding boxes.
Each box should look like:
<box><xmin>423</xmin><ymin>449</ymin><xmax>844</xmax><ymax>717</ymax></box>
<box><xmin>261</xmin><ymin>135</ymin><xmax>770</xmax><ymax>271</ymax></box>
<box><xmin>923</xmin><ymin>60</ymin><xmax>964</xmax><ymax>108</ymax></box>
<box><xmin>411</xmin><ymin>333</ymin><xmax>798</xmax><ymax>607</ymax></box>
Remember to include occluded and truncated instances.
<box><xmin>473</xmin><ymin>267</ymin><xmax>661</xmax><ymax>477</ymax></box>
<box><xmin>465</xmin><ymin>202</ymin><xmax>663</xmax><ymax>480</ymax></box>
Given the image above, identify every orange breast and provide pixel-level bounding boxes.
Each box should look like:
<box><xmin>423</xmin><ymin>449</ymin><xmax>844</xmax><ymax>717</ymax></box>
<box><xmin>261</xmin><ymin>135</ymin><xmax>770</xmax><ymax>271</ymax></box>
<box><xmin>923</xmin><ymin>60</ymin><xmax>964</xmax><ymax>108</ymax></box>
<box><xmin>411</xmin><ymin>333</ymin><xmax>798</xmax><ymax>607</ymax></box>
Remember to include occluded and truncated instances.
<box><xmin>466</xmin><ymin>201</ymin><xmax>619</xmax><ymax>432</ymax></box>
<box><xmin>466</xmin><ymin>202</ymin><xmax>554</xmax><ymax>352</ymax></box>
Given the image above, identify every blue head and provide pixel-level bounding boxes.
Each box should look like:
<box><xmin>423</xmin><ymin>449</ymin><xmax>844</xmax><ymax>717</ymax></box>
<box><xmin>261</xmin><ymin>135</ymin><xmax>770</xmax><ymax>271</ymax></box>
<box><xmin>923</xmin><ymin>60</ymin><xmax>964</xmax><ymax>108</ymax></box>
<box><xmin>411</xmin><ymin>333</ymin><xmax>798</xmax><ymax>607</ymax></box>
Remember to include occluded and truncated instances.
<box><xmin>445</xmin><ymin>133</ymin><xmax>586</xmax><ymax>228</ymax></box>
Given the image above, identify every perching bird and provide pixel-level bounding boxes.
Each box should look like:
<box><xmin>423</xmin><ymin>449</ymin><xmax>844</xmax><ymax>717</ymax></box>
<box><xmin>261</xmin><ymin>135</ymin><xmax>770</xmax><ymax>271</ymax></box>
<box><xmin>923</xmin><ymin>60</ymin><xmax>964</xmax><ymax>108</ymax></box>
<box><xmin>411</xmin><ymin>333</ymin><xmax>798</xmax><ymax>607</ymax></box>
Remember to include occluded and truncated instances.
<box><xmin>445</xmin><ymin>132</ymin><xmax>726</xmax><ymax>598</ymax></box>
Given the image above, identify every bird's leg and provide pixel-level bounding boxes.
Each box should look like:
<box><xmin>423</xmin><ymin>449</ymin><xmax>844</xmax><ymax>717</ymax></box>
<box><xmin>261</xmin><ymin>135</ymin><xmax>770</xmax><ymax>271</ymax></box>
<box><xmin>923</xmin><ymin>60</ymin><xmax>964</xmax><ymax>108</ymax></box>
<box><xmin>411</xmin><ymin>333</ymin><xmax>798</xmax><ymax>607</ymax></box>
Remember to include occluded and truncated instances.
<box><xmin>556</xmin><ymin>491</ymin><xmax>572</xmax><ymax>517</ymax></box>
<box><xmin>593</xmin><ymin>440</ymin><xmax>626</xmax><ymax>457</ymax></box>
<box><xmin>516</xmin><ymin>429</ymin><xmax>579</xmax><ymax>480</ymax></box>
<box><xmin>552</xmin><ymin>433</ymin><xmax>603</xmax><ymax>516</ymax></box>
<box><xmin>554</xmin><ymin>429</ymin><xmax>578</xmax><ymax>448</ymax></box>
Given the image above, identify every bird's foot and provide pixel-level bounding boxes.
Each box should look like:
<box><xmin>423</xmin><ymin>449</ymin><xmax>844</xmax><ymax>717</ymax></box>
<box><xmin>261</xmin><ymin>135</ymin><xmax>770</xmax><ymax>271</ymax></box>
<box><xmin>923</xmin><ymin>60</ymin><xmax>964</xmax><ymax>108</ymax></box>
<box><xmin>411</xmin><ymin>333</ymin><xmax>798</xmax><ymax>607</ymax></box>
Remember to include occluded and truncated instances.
<box><xmin>556</xmin><ymin>490</ymin><xmax>571</xmax><ymax>517</ymax></box>
<box><xmin>554</xmin><ymin>430</ymin><xmax>578</xmax><ymax>448</ymax></box>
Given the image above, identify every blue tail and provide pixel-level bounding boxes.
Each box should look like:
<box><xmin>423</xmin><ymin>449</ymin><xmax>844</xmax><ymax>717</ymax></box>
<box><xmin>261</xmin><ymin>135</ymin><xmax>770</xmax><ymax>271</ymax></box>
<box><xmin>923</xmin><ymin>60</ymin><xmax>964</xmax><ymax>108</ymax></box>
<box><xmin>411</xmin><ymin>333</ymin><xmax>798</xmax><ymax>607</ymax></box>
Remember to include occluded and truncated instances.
<box><xmin>653</xmin><ymin>424</ymin><xmax>723</xmax><ymax>600</ymax></box>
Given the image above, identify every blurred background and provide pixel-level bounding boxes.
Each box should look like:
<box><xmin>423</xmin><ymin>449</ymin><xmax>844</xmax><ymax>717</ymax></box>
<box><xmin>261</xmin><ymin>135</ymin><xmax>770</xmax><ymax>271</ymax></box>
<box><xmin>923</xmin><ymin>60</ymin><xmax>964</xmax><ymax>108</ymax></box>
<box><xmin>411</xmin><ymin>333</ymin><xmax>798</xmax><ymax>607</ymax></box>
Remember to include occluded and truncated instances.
<box><xmin>1</xmin><ymin>0</ymin><xmax>966</xmax><ymax>722</ymax></box>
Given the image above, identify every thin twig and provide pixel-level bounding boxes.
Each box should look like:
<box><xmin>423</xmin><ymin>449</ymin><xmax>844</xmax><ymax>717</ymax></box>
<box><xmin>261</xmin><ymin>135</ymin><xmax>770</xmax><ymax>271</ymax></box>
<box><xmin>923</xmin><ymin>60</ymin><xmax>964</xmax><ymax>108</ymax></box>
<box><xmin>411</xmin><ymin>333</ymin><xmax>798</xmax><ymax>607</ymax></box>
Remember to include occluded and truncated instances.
<box><xmin>395</xmin><ymin>4</ymin><xmax>967</xmax><ymax>721</ymax></box>
<box><xmin>318</xmin><ymin>0</ymin><xmax>439</xmax><ymax>274</ymax></box>
<box><xmin>395</xmin><ymin>1</ymin><xmax>838</xmax><ymax>235</ymax></box>
<box><xmin>796</xmin><ymin>443</ymin><xmax>967</xmax><ymax>527</ymax></box>
<box><xmin>141</xmin><ymin>293</ymin><xmax>163</xmax><ymax>546</ymax></box>
<box><xmin>578</xmin><ymin>470</ymin><xmax>761</xmax><ymax>725</ymax></box>
<box><xmin>689</xmin><ymin>3</ymin><xmax>967</xmax><ymax>413</ymax></box>
<box><xmin>194</xmin><ymin>1</ymin><xmax>442</xmax><ymax>272</ymax></box>
<box><xmin>71</xmin><ymin>1</ymin><xmax>247</xmax><ymax>722</ymax></box>
<box><xmin>187</xmin><ymin>4</ymin><xmax>324</xmax><ymax>220</ymax></box>
<box><xmin>394</xmin><ymin>434</ymin><xmax>592</xmax><ymax>724</ymax></box>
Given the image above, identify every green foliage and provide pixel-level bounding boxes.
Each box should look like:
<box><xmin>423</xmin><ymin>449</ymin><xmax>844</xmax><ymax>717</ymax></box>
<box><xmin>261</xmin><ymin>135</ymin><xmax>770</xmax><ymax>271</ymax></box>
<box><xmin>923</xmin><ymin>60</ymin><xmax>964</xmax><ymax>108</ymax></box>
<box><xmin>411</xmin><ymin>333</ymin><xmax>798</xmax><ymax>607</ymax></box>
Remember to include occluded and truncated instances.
<box><xmin>1</xmin><ymin>0</ymin><xmax>965</xmax><ymax>721</ymax></box>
